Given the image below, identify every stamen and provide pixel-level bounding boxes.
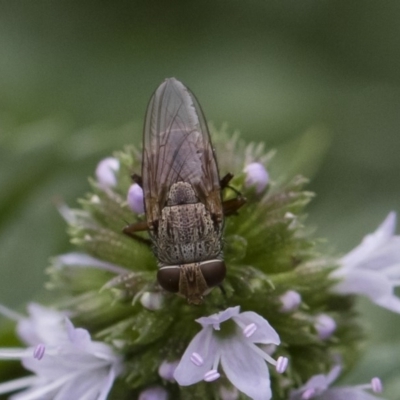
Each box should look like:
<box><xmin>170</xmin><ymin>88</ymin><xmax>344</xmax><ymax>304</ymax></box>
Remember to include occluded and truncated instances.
<box><xmin>33</xmin><ymin>344</ymin><xmax>45</xmax><ymax>360</ymax></box>
<box><xmin>246</xmin><ymin>341</ymin><xmax>279</xmax><ymax>366</ymax></box>
<box><xmin>275</xmin><ymin>356</ymin><xmax>289</xmax><ymax>373</ymax></box>
<box><xmin>301</xmin><ymin>388</ymin><xmax>316</xmax><ymax>399</ymax></box>
<box><xmin>242</xmin><ymin>323</ymin><xmax>257</xmax><ymax>338</ymax></box>
<box><xmin>204</xmin><ymin>369</ymin><xmax>220</xmax><ymax>382</ymax></box>
<box><xmin>371</xmin><ymin>377</ymin><xmax>382</xmax><ymax>393</ymax></box>
<box><xmin>190</xmin><ymin>352</ymin><xmax>204</xmax><ymax>366</ymax></box>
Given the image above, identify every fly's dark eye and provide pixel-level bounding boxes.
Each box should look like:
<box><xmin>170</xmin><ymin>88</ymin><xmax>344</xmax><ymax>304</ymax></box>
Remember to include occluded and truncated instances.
<box><xmin>199</xmin><ymin>260</ymin><xmax>226</xmax><ymax>288</ymax></box>
<box><xmin>157</xmin><ymin>267</ymin><xmax>181</xmax><ymax>293</ymax></box>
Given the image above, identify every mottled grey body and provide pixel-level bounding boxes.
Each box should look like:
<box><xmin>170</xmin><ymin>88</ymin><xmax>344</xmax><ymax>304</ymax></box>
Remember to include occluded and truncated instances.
<box><xmin>150</xmin><ymin>182</ymin><xmax>224</xmax><ymax>266</ymax></box>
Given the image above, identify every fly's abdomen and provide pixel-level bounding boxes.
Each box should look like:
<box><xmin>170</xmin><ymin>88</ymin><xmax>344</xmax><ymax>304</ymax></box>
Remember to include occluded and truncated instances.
<box><xmin>155</xmin><ymin>201</ymin><xmax>223</xmax><ymax>265</ymax></box>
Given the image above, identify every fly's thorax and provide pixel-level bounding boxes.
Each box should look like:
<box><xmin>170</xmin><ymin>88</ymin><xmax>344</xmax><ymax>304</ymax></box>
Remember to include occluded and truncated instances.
<box><xmin>167</xmin><ymin>182</ymin><xmax>198</xmax><ymax>206</ymax></box>
<box><xmin>157</xmin><ymin>260</ymin><xmax>226</xmax><ymax>304</ymax></box>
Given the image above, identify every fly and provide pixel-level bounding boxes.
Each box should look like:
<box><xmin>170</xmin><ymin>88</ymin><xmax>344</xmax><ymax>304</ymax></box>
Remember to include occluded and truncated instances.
<box><xmin>124</xmin><ymin>78</ymin><xmax>245</xmax><ymax>304</ymax></box>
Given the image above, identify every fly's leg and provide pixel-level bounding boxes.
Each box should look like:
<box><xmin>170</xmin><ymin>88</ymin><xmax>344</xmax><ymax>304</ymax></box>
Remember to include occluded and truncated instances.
<box><xmin>223</xmin><ymin>197</ymin><xmax>246</xmax><ymax>216</ymax></box>
<box><xmin>220</xmin><ymin>173</ymin><xmax>247</xmax><ymax>216</ymax></box>
<box><xmin>131</xmin><ymin>173</ymin><xmax>142</xmax><ymax>187</ymax></box>
<box><xmin>220</xmin><ymin>173</ymin><xmax>234</xmax><ymax>190</ymax></box>
<box><xmin>218</xmin><ymin>284</ymin><xmax>226</xmax><ymax>296</ymax></box>
<box><xmin>123</xmin><ymin>220</ymin><xmax>152</xmax><ymax>246</ymax></box>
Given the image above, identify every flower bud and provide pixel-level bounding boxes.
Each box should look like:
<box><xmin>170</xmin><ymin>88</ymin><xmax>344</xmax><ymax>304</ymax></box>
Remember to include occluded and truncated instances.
<box><xmin>95</xmin><ymin>157</ymin><xmax>119</xmax><ymax>188</ymax></box>
<box><xmin>314</xmin><ymin>314</ymin><xmax>336</xmax><ymax>340</ymax></box>
<box><xmin>158</xmin><ymin>359</ymin><xmax>179</xmax><ymax>382</ymax></box>
<box><xmin>279</xmin><ymin>290</ymin><xmax>302</xmax><ymax>313</ymax></box>
<box><xmin>244</xmin><ymin>162</ymin><xmax>269</xmax><ymax>193</ymax></box>
<box><xmin>127</xmin><ymin>183</ymin><xmax>145</xmax><ymax>214</ymax></box>
<box><xmin>140</xmin><ymin>292</ymin><xmax>163</xmax><ymax>310</ymax></box>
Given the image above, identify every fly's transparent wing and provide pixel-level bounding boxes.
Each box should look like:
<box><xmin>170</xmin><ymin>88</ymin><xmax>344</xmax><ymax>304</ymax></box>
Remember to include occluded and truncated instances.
<box><xmin>142</xmin><ymin>78</ymin><xmax>222</xmax><ymax>228</ymax></box>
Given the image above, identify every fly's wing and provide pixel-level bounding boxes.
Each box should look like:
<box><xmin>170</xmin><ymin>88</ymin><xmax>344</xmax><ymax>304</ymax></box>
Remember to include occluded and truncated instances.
<box><xmin>142</xmin><ymin>78</ymin><xmax>222</xmax><ymax>228</ymax></box>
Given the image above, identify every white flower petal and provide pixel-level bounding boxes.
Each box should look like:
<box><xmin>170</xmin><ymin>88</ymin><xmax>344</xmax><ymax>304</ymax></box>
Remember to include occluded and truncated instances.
<box><xmin>10</xmin><ymin>373</ymin><xmax>74</xmax><ymax>400</ymax></box>
<box><xmin>380</xmin><ymin>262</ymin><xmax>400</xmax><ymax>280</ymax></box>
<box><xmin>97</xmin><ymin>365</ymin><xmax>120</xmax><ymax>400</ymax></box>
<box><xmin>196</xmin><ymin>306</ymin><xmax>241</xmax><ymax>328</ymax></box>
<box><xmin>0</xmin><ymin>304</ymin><xmax>121</xmax><ymax>400</ymax></box>
<box><xmin>54</xmin><ymin>253</ymin><xmax>129</xmax><ymax>275</ymax></box>
<box><xmin>350</xmin><ymin>239</ymin><xmax>400</xmax><ymax>273</ymax></box>
<box><xmin>220</xmin><ymin>338</ymin><xmax>272</xmax><ymax>400</ymax></box>
<box><xmin>65</xmin><ymin>319</ymin><xmax>91</xmax><ymax>348</ymax></box>
<box><xmin>323</xmin><ymin>387</ymin><xmax>382</xmax><ymax>400</ymax></box>
<box><xmin>174</xmin><ymin>327</ymin><xmax>217</xmax><ymax>385</ymax></box>
<box><xmin>374</xmin><ymin>294</ymin><xmax>400</xmax><ymax>314</ymax></box>
<box><xmin>234</xmin><ymin>312</ymin><xmax>280</xmax><ymax>345</ymax></box>
<box><xmin>333</xmin><ymin>270</ymin><xmax>395</xmax><ymax>305</ymax></box>
<box><xmin>340</xmin><ymin>212</ymin><xmax>397</xmax><ymax>269</ymax></box>
<box><xmin>0</xmin><ymin>376</ymin><xmax>38</xmax><ymax>396</ymax></box>
<box><xmin>334</xmin><ymin>212</ymin><xmax>400</xmax><ymax>314</ymax></box>
<box><xmin>17</xmin><ymin>303</ymin><xmax>68</xmax><ymax>346</ymax></box>
<box><xmin>325</xmin><ymin>365</ymin><xmax>342</xmax><ymax>385</ymax></box>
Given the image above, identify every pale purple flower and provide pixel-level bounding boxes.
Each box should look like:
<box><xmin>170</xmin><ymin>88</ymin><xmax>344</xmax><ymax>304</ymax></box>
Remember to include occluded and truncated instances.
<box><xmin>173</xmin><ymin>306</ymin><xmax>288</xmax><ymax>400</ymax></box>
<box><xmin>332</xmin><ymin>212</ymin><xmax>400</xmax><ymax>313</ymax></box>
<box><xmin>138</xmin><ymin>386</ymin><xmax>168</xmax><ymax>400</ymax></box>
<box><xmin>0</xmin><ymin>303</ymin><xmax>122</xmax><ymax>400</ymax></box>
<box><xmin>95</xmin><ymin>157</ymin><xmax>120</xmax><ymax>188</ymax></box>
<box><xmin>127</xmin><ymin>183</ymin><xmax>145</xmax><ymax>214</ymax></box>
<box><xmin>289</xmin><ymin>365</ymin><xmax>384</xmax><ymax>400</ymax></box>
<box><xmin>244</xmin><ymin>162</ymin><xmax>269</xmax><ymax>193</ymax></box>
<box><xmin>314</xmin><ymin>314</ymin><xmax>336</xmax><ymax>340</ymax></box>
<box><xmin>280</xmin><ymin>290</ymin><xmax>302</xmax><ymax>313</ymax></box>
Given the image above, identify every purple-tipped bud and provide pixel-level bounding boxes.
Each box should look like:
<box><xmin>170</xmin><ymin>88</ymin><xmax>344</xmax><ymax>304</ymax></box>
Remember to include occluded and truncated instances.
<box><xmin>138</xmin><ymin>386</ymin><xmax>168</xmax><ymax>400</ymax></box>
<box><xmin>158</xmin><ymin>359</ymin><xmax>179</xmax><ymax>382</ymax></box>
<box><xmin>244</xmin><ymin>162</ymin><xmax>269</xmax><ymax>193</ymax></box>
<box><xmin>127</xmin><ymin>183</ymin><xmax>144</xmax><ymax>214</ymax></box>
<box><xmin>95</xmin><ymin>157</ymin><xmax>119</xmax><ymax>188</ymax></box>
<box><xmin>279</xmin><ymin>290</ymin><xmax>302</xmax><ymax>313</ymax></box>
<box><xmin>314</xmin><ymin>314</ymin><xmax>336</xmax><ymax>340</ymax></box>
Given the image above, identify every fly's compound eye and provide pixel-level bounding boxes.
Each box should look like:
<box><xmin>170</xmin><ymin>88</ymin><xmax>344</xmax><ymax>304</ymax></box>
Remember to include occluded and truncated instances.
<box><xmin>199</xmin><ymin>260</ymin><xmax>226</xmax><ymax>288</ymax></box>
<box><xmin>157</xmin><ymin>266</ymin><xmax>181</xmax><ymax>293</ymax></box>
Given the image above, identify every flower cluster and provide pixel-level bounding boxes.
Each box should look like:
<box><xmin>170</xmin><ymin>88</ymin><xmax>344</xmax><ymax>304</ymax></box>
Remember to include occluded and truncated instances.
<box><xmin>0</xmin><ymin>126</ymin><xmax>396</xmax><ymax>399</ymax></box>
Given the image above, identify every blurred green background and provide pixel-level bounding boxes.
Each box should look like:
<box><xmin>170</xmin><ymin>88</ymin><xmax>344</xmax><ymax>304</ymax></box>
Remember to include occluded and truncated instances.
<box><xmin>1</xmin><ymin>1</ymin><xmax>400</xmax><ymax>396</ymax></box>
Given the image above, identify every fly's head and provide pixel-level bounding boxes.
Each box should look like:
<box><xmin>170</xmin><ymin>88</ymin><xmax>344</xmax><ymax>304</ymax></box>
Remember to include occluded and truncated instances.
<box><xmin>157</xmin><ymin>260</ymin><xmax>226</xmax><ymax>305</ymax></box>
